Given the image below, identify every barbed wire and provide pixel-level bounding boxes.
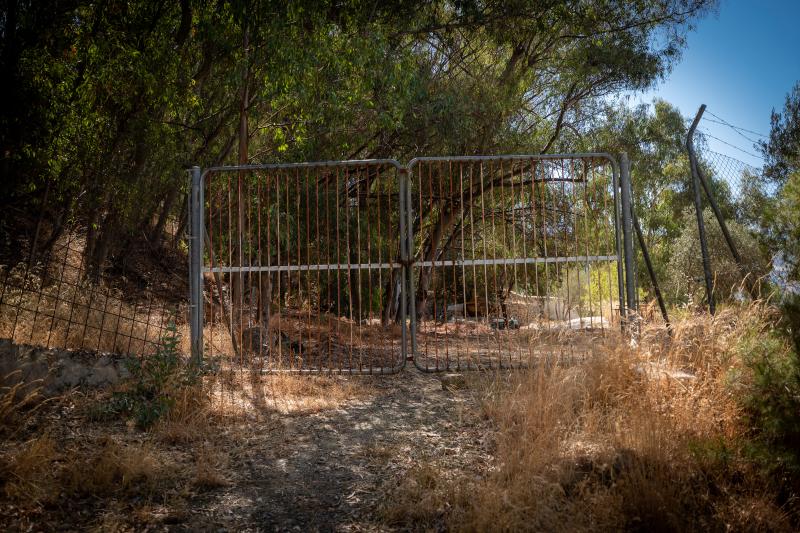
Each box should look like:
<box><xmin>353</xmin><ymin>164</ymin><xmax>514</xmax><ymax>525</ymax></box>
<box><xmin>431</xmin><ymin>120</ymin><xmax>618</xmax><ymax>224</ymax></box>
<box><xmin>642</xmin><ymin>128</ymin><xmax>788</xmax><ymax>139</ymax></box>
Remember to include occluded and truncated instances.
<box><xmin>704</xmin><ymin>109</ymin><xmax>769</xmax><ymax>140</ymax></box>
<box><xmin>697</xmin><ymin>128</ymin><xmax>765</xmax><ymax>161</ymax></box>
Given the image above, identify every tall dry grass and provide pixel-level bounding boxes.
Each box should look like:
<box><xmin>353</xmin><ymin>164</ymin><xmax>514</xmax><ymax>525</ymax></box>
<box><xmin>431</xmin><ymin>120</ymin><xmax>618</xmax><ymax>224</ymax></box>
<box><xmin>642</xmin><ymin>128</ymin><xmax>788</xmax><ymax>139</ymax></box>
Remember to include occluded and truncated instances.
<box><xmin>383</xmin><ymin>302</ymin><xmax>797</xmax><ymax>531</ymax></box>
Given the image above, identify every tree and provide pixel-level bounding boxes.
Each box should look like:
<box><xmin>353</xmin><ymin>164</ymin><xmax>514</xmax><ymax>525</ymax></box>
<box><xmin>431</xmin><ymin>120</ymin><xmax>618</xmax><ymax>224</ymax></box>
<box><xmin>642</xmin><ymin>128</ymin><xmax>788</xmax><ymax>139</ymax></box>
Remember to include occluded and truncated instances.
<box><xmin>758</xmin><ymin>82</ymin><xmax>800</xmax><ymax>284</ymax></box>
<box><xmin>0</xmin><ymin>0</ymin><xmax>718</xmax><ymax>323</ymax></box>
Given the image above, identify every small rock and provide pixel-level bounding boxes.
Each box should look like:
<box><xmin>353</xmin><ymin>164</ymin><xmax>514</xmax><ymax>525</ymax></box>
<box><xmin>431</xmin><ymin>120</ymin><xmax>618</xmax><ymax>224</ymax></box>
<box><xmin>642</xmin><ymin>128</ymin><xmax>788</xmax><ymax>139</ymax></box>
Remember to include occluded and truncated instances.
<box><xmin>441</xmin><ymin>373</ymin><xmax>467</xmax><ymax>391</ymax></box>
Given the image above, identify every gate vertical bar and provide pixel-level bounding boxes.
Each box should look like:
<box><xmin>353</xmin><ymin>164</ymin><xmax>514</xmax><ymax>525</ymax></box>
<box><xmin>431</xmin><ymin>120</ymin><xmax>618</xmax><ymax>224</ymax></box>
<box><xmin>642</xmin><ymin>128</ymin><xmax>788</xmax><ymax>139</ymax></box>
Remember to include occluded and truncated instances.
<box><xmin>403</xmin><ymin>167</ymin><xmax>418</xmax><ymax>359</ymax></box>
<box><xmin>611</xmin><ymin>158</ymin><xmax>626</xmax><ymax>321</ymax></box>
<box><xmin>398</xmin><ymin>167</ymin><xmax>408</xmax><ymax>363</ymax></box>
<box><xmin>619</xmin><ymin>153</ymin><xmax>637</xmax><ymax>322</ymax></box>
<box><xmin>189</xmin><ymin>166</ymin><xmax>204</xmax><ymax>365</ymax></box>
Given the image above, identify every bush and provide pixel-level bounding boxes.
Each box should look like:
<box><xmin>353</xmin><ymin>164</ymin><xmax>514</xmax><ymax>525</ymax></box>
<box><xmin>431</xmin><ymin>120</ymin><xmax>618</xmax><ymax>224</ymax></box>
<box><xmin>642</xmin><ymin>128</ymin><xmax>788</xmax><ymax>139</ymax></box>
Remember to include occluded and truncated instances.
<box><xmin>738</xmin><ymin>301</ymin><xmax>800</xmax><ymax>474</ymax></box>
<box><xmin>94</xmin><ymin>322</ymin><xmax>204</xmax><ymax>429</ymax></box>
<box><xmin>665</xmin><ymin>207</ymin><xmax>767</xmax><ymax>304</ymax></box>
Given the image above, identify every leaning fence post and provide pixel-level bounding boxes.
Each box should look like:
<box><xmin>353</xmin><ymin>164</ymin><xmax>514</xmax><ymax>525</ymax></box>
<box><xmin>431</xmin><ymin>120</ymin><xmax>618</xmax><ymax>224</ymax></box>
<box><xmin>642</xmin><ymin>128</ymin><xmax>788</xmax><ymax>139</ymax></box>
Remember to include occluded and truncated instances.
<box><xmin>687</xmin><ymin>105</ymin><xmax>715</xmax><ymax>314</ymax></box>
<box><xmin>619</xmin><ymin>153</ymin><xmax>637</xmax><ymax>325</ymax></box>
<box><xmin>632</xmin><ymin>211</ymin><xmax>671</xmax><ymax>334</ymax></box>
<box><xmin>189</xmin><ymin>166</ymin><xmax>204</xmax><ymax>365</ymax></box>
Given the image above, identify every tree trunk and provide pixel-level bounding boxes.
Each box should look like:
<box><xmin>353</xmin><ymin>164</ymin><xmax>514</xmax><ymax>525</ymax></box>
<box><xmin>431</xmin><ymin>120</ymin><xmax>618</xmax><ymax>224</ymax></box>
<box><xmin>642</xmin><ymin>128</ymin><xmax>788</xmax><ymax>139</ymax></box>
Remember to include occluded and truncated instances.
<box><xmin>149</xmin><ymin>184</ymin><xmax>179</xmax><ymax>248</ymax></box>
<box><xmin>415</xmin><ymin>206</ymin><xmax>459</xmax><ymax>320</ymax></box>
<box><xmin>231</xmin><ymin>24</ymin><xmax>250</xmax><ymax>346</ymax></box>
<box><xmin>173</xmin><ymin>192</ymin><xmax>188</xmax><ymax>247</ymax></box>
<box><xmin>382</xmin><ymin>267</ymin><xmax>402</xmax><ymax>325</ymax></box>
<box><xmin>90</xmin><ymin>211</ymin><xmax>116</xmax><ymax>280</ymax></box>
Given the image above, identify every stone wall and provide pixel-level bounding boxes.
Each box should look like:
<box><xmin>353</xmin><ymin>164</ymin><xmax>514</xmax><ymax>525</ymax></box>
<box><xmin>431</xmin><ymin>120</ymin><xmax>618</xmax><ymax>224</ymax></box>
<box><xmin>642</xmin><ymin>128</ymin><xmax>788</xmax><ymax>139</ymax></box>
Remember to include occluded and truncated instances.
<box><xmin>0</xmin><ymin>338</ymin><xmax>131</xmax><ymax>397</ymax></box>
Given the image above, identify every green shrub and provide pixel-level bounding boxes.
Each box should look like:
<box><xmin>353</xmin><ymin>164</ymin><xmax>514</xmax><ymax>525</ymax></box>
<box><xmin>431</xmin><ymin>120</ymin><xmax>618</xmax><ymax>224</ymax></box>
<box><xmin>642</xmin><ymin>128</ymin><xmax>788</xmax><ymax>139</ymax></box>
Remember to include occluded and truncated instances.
<box><xmin>738</xmin><ymin>306</ymin><xmax>800</xmax><ymax>474</ymax></box>
<box><xmin>93</xmin><ymin>323</ymin><xmax>203</xmax><ymax>429</ymax></box>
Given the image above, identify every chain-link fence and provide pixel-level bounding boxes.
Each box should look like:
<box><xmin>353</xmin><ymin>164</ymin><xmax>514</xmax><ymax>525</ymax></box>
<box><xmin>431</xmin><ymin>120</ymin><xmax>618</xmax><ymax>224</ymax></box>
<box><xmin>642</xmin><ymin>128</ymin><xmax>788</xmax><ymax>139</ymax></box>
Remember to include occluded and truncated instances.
<box><xmin>681</xmin><ymin>105</ymin><xmax>769</xmax><ymax>312</ymax></box>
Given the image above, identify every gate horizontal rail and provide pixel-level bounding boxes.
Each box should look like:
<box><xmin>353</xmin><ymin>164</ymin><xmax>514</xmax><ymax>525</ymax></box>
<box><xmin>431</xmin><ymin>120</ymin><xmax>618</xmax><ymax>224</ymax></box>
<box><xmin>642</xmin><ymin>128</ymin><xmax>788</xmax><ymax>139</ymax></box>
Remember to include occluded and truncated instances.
<box><xmin>188</xmin><ymin>153</ymin><xmax>636</xmax><ymax>373</ymax></box>
<box><xmin>414</xmin><ymin>255</ymin><xmax>618</xmax><ymax>268</ymax></box>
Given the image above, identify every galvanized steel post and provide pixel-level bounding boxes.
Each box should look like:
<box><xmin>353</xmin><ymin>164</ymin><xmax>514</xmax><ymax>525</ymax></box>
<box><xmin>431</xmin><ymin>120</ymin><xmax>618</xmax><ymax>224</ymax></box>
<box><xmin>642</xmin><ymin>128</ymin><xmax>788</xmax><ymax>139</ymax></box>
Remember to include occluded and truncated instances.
<box><xmin>189</xmin><ymin>166</ymin><xmax>204</xmax><ymax>365</ymax></box>
<box><xmin>687</xmin><ymin>105</ymin><xmax>715</xmax><ymax>314</ymax></box>
<box><xmin>404</xmin><ymin>166</ymin><xmax>418</xmax><ymax>360</ymax></box>
<box><xmin>610</xmin><ymin>158</ymin><xmax>626</xmax><ymax>321</ymax></box>
<box><xmin>619</xmin><ymin>153</ymin><xmax>637</xmax><ymax>323</ymax></box>
<box><xmin>398</xmin><ymin>167</ymin><xmax>409</xmax><ymax>363</ymax></box>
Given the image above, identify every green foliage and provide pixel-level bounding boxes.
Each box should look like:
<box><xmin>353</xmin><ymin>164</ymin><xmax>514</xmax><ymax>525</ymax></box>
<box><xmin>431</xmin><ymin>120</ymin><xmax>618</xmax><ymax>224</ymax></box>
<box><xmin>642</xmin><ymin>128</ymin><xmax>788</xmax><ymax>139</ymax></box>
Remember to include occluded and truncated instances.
<box><xmin>0</xmin><ymin>0</ymin><xmax>717</xmax><ymax>274</ymax></box>
<box><xmin>554</xmin><ymin>262</ymin><xmax>620</xmax><ymax>313</ymax></box>
<box><xmin>757</xmin><ymin>82</ymin><xmax>800</xmax><ymax>283</ymax></box>
<box><xmin>737</xmin><ymin>309</ymin><xmax>800</xmax><ymax>473</ymax></box>
<box><xmin>664</xmin><ymin>207</ymin><xmax>768</xmax><ymax>304</ymax></box>
<box><xmin>93</xmin><ymin>323</ymin><xmax>201</xmax><ymax>430</ymax></box>
<box><xmin>589</xmin><ymin>100</ymin><xmax>733</xmax><ymax>301</ymax></box>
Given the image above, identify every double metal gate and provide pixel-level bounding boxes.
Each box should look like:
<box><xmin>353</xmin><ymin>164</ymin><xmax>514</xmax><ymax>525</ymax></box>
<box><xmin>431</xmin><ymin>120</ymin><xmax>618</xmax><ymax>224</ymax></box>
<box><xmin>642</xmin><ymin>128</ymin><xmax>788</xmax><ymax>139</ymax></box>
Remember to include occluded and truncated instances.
<box><xmin>188</xmin><ymin>154</ymin><xmax>637</xmax><ymax>373</ymax></box>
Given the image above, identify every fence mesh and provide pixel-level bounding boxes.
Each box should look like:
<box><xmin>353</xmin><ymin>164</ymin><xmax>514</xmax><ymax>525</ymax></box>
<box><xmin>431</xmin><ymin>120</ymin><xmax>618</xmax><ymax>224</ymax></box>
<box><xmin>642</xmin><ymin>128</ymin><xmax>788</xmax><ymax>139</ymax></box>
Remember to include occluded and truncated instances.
<box><xmin>0</xmin><ymin>230</ymin><xmax>185</xmax><ymax>357</ymax></box>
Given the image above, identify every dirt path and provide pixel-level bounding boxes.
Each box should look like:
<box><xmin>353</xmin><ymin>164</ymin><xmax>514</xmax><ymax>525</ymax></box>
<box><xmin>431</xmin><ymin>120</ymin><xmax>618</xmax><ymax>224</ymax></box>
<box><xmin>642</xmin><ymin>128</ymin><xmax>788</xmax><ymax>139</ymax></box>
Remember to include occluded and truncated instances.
<box><xmin>182</xmin><ymin>371</ymin><xmax>492</xmax><ymax>532</ymax></box>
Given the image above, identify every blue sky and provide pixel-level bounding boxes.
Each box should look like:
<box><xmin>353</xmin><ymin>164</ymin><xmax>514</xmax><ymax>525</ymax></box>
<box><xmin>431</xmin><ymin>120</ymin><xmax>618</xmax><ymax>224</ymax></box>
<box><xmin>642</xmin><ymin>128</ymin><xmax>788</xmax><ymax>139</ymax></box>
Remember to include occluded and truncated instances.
<box><xmin>630</xmin><ymin>0</ymin><xmax>800</xmax><ymax>168</ymax></box>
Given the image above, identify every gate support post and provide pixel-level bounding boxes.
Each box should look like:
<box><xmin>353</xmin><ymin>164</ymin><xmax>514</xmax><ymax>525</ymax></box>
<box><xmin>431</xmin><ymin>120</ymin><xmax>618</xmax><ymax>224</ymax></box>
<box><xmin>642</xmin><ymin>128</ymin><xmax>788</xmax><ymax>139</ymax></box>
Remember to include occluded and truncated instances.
<box><xmin>402</xmin><ymin>167</ymin><xmax>418</xmax><ymax>360</ymax></box>
<box><xmin>398</xmin><ymin>167</ymin><xmax>409</xmax><ymax>363</ymax></box>
<box><xmin>619</xmin><ymin>153</ymin><xmax>638</xmax><ymax>325</ymax></box>
<box><xmin>189</xmin><ymin>166</ymin><xmax>204</xmax><ymax>365</ymax></box>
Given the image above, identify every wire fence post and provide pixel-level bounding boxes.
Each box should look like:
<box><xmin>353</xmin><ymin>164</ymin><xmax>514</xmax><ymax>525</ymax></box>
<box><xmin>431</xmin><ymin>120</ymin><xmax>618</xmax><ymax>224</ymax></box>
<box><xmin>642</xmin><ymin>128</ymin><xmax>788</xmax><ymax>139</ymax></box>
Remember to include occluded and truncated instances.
<box><xmin>687</xmin><ymin>105</ymin><xmax>716</xmax><ymax>314</ymax></box>
<box><xmin>189</xmin><ymin>166</ymin><xmax>204</xmax><ymax>365</ymax></box>
<box><xmin>619</xmin><ymin>153</ymin><xmax>638</xmax><ymax>325</ymax></box>
<box><xmin>632</xmin><ymin>211</ymin><xmax>671</xmax><ymax>333</ymax></box>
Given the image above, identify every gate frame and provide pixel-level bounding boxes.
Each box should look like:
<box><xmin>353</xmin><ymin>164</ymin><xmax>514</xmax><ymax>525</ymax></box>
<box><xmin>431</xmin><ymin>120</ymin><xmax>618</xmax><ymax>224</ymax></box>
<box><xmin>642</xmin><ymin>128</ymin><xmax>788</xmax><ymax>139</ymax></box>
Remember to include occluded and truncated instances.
<box><xmin>188</xmin><ymin>153</ymin><xmax>637</xmax><ymax>371</ymax></box>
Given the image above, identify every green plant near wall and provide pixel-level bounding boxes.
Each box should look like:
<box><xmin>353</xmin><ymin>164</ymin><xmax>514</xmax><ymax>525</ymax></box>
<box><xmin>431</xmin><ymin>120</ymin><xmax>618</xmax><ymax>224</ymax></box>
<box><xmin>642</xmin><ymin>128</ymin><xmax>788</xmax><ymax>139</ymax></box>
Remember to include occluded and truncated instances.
<box><xmin>93</xmin><ymin>322</ymin><xmax>203</xmax><ymax>429</ymax></box>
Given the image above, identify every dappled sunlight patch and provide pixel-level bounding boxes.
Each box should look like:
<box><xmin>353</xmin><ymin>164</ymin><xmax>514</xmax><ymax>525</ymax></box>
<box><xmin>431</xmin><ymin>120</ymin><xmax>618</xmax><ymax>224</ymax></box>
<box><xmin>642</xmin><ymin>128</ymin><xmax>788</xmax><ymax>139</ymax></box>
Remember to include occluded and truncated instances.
<box><xmin>207</xmin><ymin>369</ymin><xmax>376</xmax><ymax>417</ymax></box>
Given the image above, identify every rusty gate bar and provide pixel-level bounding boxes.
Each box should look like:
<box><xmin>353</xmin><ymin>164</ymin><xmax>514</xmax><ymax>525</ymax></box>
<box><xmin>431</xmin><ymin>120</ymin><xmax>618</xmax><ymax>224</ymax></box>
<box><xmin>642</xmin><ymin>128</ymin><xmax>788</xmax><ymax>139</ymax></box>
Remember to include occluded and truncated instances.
<box><xmin>199</xmin><ymin>159</ymin><xmax>406</xmax><ymax>374</ymax></box>
<box><xmin>406</xmin><ymin>154</ymin><xmax>623</xmax><ymax>372</ymax></box>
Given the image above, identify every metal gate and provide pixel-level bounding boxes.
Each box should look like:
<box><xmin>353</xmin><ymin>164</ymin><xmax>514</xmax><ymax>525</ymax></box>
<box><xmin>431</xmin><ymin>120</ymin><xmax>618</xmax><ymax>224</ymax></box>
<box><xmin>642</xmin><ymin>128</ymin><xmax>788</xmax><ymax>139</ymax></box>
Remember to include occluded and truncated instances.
<box><xmin>406</xmin><ymin>155</ymin><xmax>626</xmax><ymax>371</ymax></box>
<box><xmin>188</xmin><ymin>153</ymin><xmax>636</xmax><ymax>373</ymax></box>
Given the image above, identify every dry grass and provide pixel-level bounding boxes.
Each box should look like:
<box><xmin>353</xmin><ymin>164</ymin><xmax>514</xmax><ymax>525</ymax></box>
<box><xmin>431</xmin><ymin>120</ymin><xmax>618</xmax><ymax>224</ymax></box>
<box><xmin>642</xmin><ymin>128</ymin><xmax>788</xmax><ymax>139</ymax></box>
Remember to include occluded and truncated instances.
<box><xmin>192</xmin><ymin>444</ymin><xmax>229</xmax><ymax>490</ymax></box>
<box><xmin>1</xmin><ymin>435</ymin><xmax>58</xmax><ymax>503</ymax></box>
<box><xmin>382</xmin><ymin>302</ymin><xmax>797</xmax><ymax>531</ymax></box>
<box><xmin>59</xmin><ymin>437</ymin><xmax>164</xmax><ymax>497</ymax></box>
<box><xmin>155</xmin><ymin>381</ymin><xmax>214</xmax><ymax>444</ymax></box>
<box><xmin>0</xmin><ymin>372</ymin><xmax>46</xmax><ymax>436</ymax></box>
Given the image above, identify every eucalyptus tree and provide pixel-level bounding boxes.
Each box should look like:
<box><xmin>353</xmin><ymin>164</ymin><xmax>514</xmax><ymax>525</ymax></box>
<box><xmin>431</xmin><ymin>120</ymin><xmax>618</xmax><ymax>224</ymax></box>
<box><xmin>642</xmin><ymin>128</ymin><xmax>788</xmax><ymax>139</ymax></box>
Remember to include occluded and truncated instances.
<box><xmin>758</xmin><ymin>82</ymin><xmax>800</xmax><ymax>285</ymax></box>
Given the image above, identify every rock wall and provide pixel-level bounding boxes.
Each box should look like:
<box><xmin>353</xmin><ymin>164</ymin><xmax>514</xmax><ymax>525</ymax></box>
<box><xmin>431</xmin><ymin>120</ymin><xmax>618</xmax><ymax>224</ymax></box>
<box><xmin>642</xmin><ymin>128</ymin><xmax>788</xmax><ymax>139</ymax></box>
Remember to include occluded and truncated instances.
<box><xmin>0</xmin><ymin>338</ymin><xmax>131</xmax><ymax>397</ymax></box>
